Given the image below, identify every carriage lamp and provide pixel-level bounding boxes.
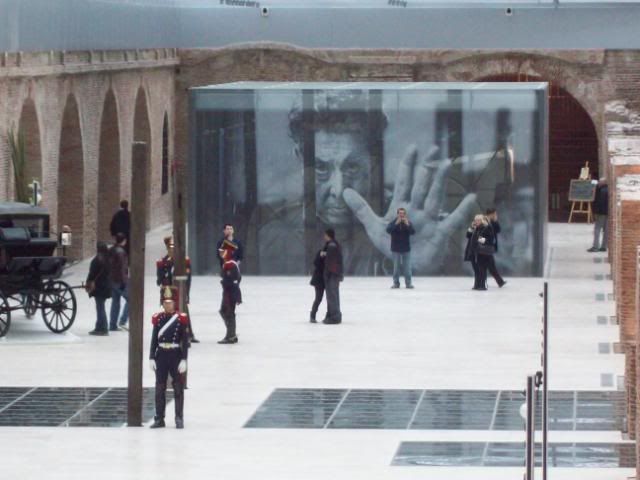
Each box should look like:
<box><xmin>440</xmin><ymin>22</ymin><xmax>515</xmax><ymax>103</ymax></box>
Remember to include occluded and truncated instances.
<box><xmin>60</xmin><ymin>225</ymin><xmax>72</xmax><ymax>246</ymax></box>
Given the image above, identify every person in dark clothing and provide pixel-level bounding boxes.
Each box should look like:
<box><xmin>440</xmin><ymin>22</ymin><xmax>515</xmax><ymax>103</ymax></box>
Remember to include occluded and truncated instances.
<box><xmin>464</xmin><ymin>215</ymin><xmax>495</xmax><ymax>291</ymax></box>
<box><xmin>149</xmin><ymin>290</ymin><xmax>189</xmax><ymax>429</ymax></box>
<box><xmin>218</xmin><ymin>244</ymin><xmax>242</xmax><ymax>344</ymax></box>
<box><xmin>216</xmin><ymin>224</ymin><xmax>244</xmax><ymax>266</ymax></box>
<box><xmin>86</xmin><ymin>242</ymin><xmax>112</xmax><ymax>335</ymax></box>
<box><xmin>309</xmin><ymin>243</ymin><xmax>327</xmax><ymax>323</ymax></box>
<box><xmin>485</xmin><ymin>208</ymin><xmax>506</xmax><ymax>288</ymax></box>
<box><xmin>109</xmin><ymin>232</ymin><xmax>129</xmax><ymax>331</ymax></box>
<box><xmin>109</xmin><ymin>200</ymin><xmax>130</xmax><ymax>255</ymax></box>
<box><xmin>386</xmin><ymin>207</ymin><xmax>416</xmax><ymax>289</ymax></box>
<box><xmin>588</xmin><ymin>178</ymin><xmax>608</xmax><ymax>252</ymax></box>
<box><xmin>322</xmin><ymin>229</ymin><xmax>344</xmax><ymax>324</ymax></box>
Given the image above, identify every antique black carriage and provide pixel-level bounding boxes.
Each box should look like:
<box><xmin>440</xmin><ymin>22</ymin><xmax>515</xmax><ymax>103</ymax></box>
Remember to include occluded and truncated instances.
<box><xmin>0</xmin><ymin>202</ymin><xmax>76</xmax><ymax>337</ymax></box>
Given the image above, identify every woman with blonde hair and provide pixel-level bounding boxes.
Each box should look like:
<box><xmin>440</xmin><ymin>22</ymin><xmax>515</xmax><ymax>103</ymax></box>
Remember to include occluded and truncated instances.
<box><xmin>464</xmin><ymin>214</ymin><xmax>495</xmax><ymax>290</ymax></box>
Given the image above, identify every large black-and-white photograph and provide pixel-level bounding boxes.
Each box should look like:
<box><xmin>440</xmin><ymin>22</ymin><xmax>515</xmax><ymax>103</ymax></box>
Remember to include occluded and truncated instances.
<box><xmin>189</xmin><ymin>83</ymin><xmax>547</xmax><ymax>276</ymax></box>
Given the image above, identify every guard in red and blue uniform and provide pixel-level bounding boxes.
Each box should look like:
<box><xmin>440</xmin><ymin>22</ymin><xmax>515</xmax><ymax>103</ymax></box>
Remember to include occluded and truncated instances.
<box><xmin>156</xmin><ymin>235</ymin><xmax>198</xmax><ymax>342</ymax></box>
<box><xmin>218</xmin><ymin>245</ymin><xmax>242</xmax><ymax>344</ymax></box>
<box><xmin>149</xmin><ymin>289</ymin><xmax>189</xmax><ymax>429</ymax></box>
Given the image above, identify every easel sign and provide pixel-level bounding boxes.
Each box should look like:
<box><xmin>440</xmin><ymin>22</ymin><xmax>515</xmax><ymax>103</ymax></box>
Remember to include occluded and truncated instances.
<box><xmin>568</xmin><ymin>179</ymin><xmax>596</xmax><ymax>223</ymax></box>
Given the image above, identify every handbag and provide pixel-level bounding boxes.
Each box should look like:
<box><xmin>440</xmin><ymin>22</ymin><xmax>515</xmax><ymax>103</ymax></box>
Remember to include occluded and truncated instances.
<box><xmin>476</xmin><ymin>243</ymin><xmax>496</xmax><ymax>256</ymax></box>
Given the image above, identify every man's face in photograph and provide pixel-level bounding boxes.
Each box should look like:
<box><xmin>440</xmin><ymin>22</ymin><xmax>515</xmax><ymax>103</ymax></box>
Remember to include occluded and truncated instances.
<box><xmin>314</xmin><ymin>129</ymin><xmax>371</xmax><ymax>226</ymax></box>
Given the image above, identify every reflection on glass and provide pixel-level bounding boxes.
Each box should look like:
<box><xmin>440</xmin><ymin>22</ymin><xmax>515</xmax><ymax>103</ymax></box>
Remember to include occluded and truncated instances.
<box><xmin>190</xmin><ymin>82</ymin><xmax>547</xmax><ymax>276</ymax></box>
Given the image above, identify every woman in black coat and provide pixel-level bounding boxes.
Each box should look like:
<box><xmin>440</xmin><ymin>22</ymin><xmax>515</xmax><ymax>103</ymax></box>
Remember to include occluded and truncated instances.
<box><xmin>464</xmin><ymin>214</ymin><xmax>495</xmax><ymax>291</ymax></box>
<box><xmin>86</xmin><ymin>242</ymin><xmax>112</xmax><ymax>335</ymax></box>
<box><xmin>309</xmin><ymin>244</ymin><xmax>326</xmax><ymax>323</ymax></box>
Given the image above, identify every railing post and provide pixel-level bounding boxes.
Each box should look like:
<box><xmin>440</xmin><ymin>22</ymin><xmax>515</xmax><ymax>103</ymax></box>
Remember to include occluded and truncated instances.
<box><xmin>525</xmin><ymin>374</ymin><xmax>536</xmax><ymax>480</ymax></box>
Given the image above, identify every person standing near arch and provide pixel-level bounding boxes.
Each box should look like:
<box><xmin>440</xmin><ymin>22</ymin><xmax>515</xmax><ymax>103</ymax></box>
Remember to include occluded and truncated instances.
<box><xmin>109</xmin><ymin>199</ymin><xmax>130</xmax><ymax>256</ymax></box>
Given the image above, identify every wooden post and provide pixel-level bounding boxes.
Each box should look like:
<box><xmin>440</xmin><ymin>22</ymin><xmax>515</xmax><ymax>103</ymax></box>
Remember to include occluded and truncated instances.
<box><xmin>127</xmin><ymin>141</ymin><xmax>147</xmax><ymax>427</ymax></box>
<box><xmin>171</xmin><ymin>153</ymin><xmax>187</xmax><ymax>298</ymax></box>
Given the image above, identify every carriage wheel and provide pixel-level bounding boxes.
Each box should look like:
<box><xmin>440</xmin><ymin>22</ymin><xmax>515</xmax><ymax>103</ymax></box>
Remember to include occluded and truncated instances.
<box><xmin>23</xmin><ymin>293</ymin><xmax>39</xmax><ymax>318</ymax></box>
<box><xmin>0</xmin><ymin>295</ymin><xmax>10</xmax><ymax>337</ymax></box>
<box><xmin>41</xmin><ymin>281</ymin><xmax>76</xmax><ymax>333</ymax></box>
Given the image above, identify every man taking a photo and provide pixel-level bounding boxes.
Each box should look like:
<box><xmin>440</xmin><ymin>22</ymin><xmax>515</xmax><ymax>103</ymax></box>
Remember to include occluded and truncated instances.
<box><xmin>386</xmin><ymin>207</ymin><xmax>415</xmax><ymax>289</ymax></box>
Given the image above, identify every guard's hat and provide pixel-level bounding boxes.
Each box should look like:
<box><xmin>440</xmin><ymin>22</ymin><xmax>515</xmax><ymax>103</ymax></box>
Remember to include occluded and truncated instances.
<box><xmin>218</xmin><ymin>239</ymin><xmax>238</xmax><ymax>261</ymax></box>
<box><xmin>162</xmin><ymin>285</ymin><xmax>179</xmax><ymax>304</ymax></box>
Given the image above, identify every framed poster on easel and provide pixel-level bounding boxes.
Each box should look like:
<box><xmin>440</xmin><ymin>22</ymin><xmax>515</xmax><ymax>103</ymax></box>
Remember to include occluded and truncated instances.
<box><xmin>568</xmin><ymin>179</ymin><xmax>596</xmax><ymax>223</ymax></box>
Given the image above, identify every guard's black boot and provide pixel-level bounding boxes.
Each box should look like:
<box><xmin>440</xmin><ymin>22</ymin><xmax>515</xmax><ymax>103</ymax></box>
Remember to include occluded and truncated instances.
<box><xmin>218</xmin><ymin>311</ymin><xmax>231</xmax><ymax>343</ymax></box>
<box><xmin>175</xmin><ymin>417</ymin><xmax>184</xmax><ymax>429</ymax></box>
<box><xmin>154</xmin><ymin>383</ymin><xmax>166</xmax><ymax>425</ymax></box>
<box><xmin>219</xmin><ymin>315</ymin><xmax>238</xmax><ymax>344</ymax></box>
<box><xmin>150</xmin><ymin>418</ymin><xmax>165</xmax><ymax>429</ymax></box>
<box><xmin>173</xmin><ymin>379</ymin><xmax>184</xmax><ymax>423</ymax></box>
<box><xmin>228</xmin><ymin>314</ymin><xmax>238</xmax><ymax>343</ymax></box>
<box><xmin>310</xmin><ymin>310</ymin><xmax>317</xmax><ymax>323</ymax></box>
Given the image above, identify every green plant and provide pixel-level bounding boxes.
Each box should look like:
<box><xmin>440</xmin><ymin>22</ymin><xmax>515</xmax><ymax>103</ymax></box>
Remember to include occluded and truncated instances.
<box><xmin>7</xmin><ymin>126</ymin><xmax>29</xmax><ymax>203</ymax></box>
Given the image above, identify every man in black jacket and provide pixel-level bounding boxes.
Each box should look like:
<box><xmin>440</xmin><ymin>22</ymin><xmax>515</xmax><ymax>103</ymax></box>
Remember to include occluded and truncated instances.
<box><xmin>322</xmin><ymin>229</ymin><xmax>343</xmax><ymax>324</ymax></box>
<box><xmin>386</xmin><ymin>208</ymin><xmax>415</xmax><ymax>289</ymax></box>
<box><xmin>485</xmin><ymin>208</ymin><xmax>506</xmax><ymax>288</ymax></box>
<box><xmin>588</xmin><ymin>178</ymin><xmax>608</xmax><ymax>252</ymax></box>
<box><xmin>216</xmin><ymin>224</ymin><xmax>244</xmax><ymax>267</ymax></box>
<box><xmin>109</xmin><ymin>200</ymin><xmax>130</xmax><ymax>255</ymax></box>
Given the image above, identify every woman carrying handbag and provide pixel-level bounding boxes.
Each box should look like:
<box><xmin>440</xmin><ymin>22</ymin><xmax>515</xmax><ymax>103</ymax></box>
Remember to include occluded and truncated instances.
<box><xmin>86</xmin><ymin>242</ymin><xmax>112</xmax><ymax>336</ymax></box>
<box><xmin>464</xmin><ymin>214</ymin><xmax>495</xmax><ymax>291</ymax></box>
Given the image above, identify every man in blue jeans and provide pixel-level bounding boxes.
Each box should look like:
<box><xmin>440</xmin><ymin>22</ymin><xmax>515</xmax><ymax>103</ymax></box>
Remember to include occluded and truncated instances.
<box><xmin>109</xmin><ymin>232</ymin><xmax>129</xmax><ymax>330</ymax></box>
<box><xmin>386</xmin><ymin>207</ymin><xmax>415</xmax><ymax>289</ymax></box>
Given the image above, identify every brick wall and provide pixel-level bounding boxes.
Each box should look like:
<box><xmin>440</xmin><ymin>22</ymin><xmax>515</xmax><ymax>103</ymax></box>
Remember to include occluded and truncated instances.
<box><xmin>0</xmin><ymin>49</ymin><xmax>178</xmax><ymax>258</ymax></box>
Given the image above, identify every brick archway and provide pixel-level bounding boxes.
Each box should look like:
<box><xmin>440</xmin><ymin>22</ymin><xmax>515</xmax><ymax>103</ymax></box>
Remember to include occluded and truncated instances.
<box><xmin>477</xmin><ymin>73</ymin><xmax>599</xmax><ymax>221</ymax></box>
<box><xmin>98</xmin><ymin>89</ymin><xmax>121</xmax><ymax>242</ymax></box>
<box><xmin>18</xmin><ymin>98</ymin><xmax>42</xmax><ymax>192</ymax></box>
<box><xmin>133</xmin><ymin>86</ymin><xmax>151</xmax><ymax>229</ymax></box>
<box><xmin>58</xmin><ymin>93</ymin><xmax>84</xmax><ymax>259</ymax></box>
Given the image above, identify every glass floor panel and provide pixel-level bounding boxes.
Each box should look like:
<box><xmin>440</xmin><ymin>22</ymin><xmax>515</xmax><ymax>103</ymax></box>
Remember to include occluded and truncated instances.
<box><xmin>0</xmin><ymin>387</ymin><xmax>170</xmax><ymax>427</ymax></box>
<box><xmin>392</xmin><ymin>441</ymin><xmax>636</xmax><ymax>468</ymax></box>
<box><xmin>245</xmin><ymin>389</ymin><xmax>625</xmax><ymax>431</ymax></box>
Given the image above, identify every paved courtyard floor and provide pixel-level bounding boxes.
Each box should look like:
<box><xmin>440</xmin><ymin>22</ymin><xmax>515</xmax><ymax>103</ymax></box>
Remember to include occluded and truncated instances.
<box><xmin>0</xmin><ymin>223</ymin><xmax>630</xmax><ymax>479</ymax></box>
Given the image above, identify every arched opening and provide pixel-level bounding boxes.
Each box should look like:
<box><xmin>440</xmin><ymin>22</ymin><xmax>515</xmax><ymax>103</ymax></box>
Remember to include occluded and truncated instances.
<box><xmin>58</xmin><ymin>94</ymin><xmax>84</xmax><ymax>259</ymax></box>
<box><xmin>478</xmin><ymin>73</ymin><xmax>599</xmax><ymax>222</ymax></box>
<box><xmin>161</xmin><ymin>112</ymin><xmax>169</xmax><ymax>195</ymax></box>
<box><xmin>133</xmin><ymin>87</ymin><xmax>151</xmax><ymax>229</ymax></box>
<box><xmin>18</xmin><ymin>98</ymin><xmax>42</xmax><ymax>199</ymax></box>
<box><xmin>98</xmin><ymin>89</ymin><xmax>121</xmax><ymax>242</ymax></box>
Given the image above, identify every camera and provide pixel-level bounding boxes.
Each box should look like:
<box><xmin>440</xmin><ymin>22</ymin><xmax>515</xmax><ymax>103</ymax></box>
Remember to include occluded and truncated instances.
<box><xmin>505</xmin><ymin>7</ymin><xmax>513</xmax><ymax>16</ymax></box>
<box><xmin>261</xmin><ymin>6</ymin><xmax>269</xmax><ymax>17</ymax></box>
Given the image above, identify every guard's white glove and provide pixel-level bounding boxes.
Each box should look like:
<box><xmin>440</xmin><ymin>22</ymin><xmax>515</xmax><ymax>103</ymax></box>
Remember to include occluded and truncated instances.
<box><xmin>149</xmin><ymin>359</ymin><xmax>156</xmax><ymax>372</ymax></box>
<box><xmin>478</xmin><ymin>237</ymin><xmax>486</xmax><ymax>244</ymax></box>
<box><xmin>178</xmin><ymin>360</ymin><xmax>187</xmax><ymax>374</ymax></box>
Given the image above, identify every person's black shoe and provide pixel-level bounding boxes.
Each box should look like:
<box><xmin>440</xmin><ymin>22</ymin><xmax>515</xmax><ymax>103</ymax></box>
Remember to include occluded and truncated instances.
<box><xmin>322</xmin><ymin>319</ymin><xmax>342</xmax><ymax>324</ymax></box>
<box><xmin>310</xmin><ymin>317</ymin><xmax>317</xmax><ymax>323</ymax></box>
<box><xmin>498</xmin><ymin>281</ymin><xmax>507</xmax><ymax>288</ymax></box>
<box><xmin>175</xmin><ymin>417</ymin><xmax>184</xmax><ymax>429</ymax></box>
<box><xmin>88</xmin><ymin>329</ymin><xmax>108</xmax><ymax>336</ymax></box>
<box><xmin>109</xmin><ymin>326</ymin><xmax>124</xmax><ymax>332</ymax></box>
<box><xmin>190</xmin><ymin>337</ymin><xmax>200</xmax><ymax>344</ymax></box>
<box><xmin>598</xmin><ymin>247</ymin><xmax>607</xmax><ymax>252</ymax></box>
<box><xmin>391</xmin><ymin>284</ymin><xmax>400</xmax><ymax>289</ymax></box>
<box><xmin>150</xmin><ymin>419</ymin><xmax>165</xmax><ymax>429</ymax></box>
<box><xmin>587</xmin><ymin>247</ymin><xmax>598</xmax><ymax>252</ymax></box>
<box><xmin>406</xmin><ymin>285</ymin><xmax>414</xmax><ymax>289</ymax></box>
<box><xmin>218</xmin><ymin>336</ymin><xmax>238</xmax><ymax>344</ymax></box>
